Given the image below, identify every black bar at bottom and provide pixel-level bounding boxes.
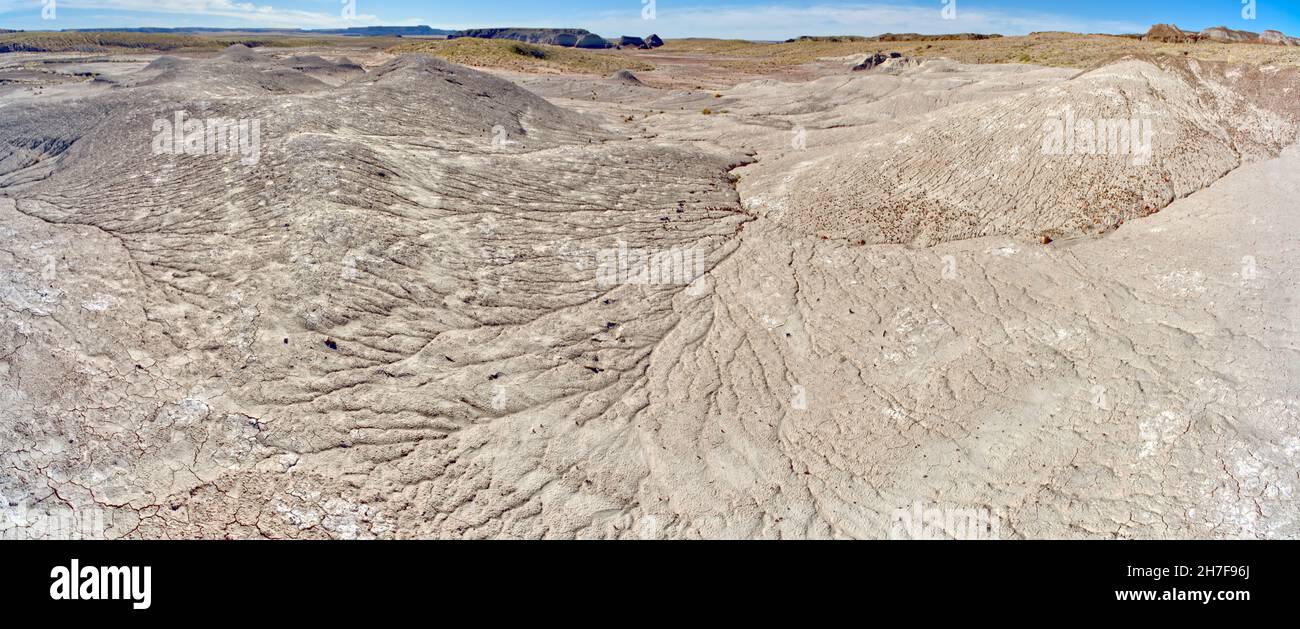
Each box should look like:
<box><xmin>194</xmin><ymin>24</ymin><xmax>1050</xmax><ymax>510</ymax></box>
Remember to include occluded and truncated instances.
<box><xmin>1</xmin><ymin>540</ymin><xmax>1287</xmax><ymax>617</ymax></box>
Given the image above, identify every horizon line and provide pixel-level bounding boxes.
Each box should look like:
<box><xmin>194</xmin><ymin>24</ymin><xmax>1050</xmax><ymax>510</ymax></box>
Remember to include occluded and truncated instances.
<box><xmin>6</xmin><ymin>23</ymin><xmax>1297</xmax><ymax>38</ymax></box>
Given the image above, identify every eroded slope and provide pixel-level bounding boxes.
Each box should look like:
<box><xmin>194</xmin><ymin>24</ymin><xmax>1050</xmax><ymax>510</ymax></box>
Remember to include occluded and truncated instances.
<box><xmin>2</xmin><ymin>50</ymin><xmax>1298</xmax><ymax>539</ymax></box>
<box><xmin>1</xmin><ymin>49</ymin><xmax>750</xmax><ymax>538</ymax></box>
<box><xmin>737</xmin><ymin>57</ymin><xmax>1300</xmax><ymax>246</ymax></box>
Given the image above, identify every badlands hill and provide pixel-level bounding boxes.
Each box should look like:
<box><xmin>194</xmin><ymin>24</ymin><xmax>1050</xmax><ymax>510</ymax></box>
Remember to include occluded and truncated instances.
<box><xmin>448</xmin><ymin>28</ymin><xmax>665</xmax><ymax>50</ymax></box>
<box><xmin>2</xmin><ymin>39</ymin><xmax>1299</xmax><ymax>538</ymax></box>
<box><xmin>739</xmin><ymin>55</ymin><xmax>1300</xmax><ymax>245</ymax></box>
<box><xmin>1145</xmin><ymin>23</ymin><xmax>1300</xmax><ymax>46</ymax></box>
<box><xmin>1</xmin><ymin>47</ymin><xmax>751</xmax><ymax>538</ymax></box>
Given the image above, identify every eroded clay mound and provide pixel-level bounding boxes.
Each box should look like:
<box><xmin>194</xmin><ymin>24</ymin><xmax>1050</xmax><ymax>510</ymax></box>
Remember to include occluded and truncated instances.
<box><xmin>0</xmin><ymin>49</ymin><xmax>751</xmax><ymax>538</ymax></box>
<box><xmin>4</xmin><ymin>46</ymin><xmax>1298</xmax><ymax>540</ymax></box>
<box><xmin>607</xmin><ymin>69</ymin><xmax>643</xmax><ymax>85</ymax></box>
<box><xmin>748</xmin><ymin>57</ymin><xmax>1300</xmax><ymax>246</ymax></box>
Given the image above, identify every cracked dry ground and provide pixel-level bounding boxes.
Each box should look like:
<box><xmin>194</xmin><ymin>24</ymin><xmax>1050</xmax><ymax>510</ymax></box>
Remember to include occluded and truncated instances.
<box><xmin>2</xmin><ymin>49</ymin><xmax>1298</xmax><ymax>538</ymax></box>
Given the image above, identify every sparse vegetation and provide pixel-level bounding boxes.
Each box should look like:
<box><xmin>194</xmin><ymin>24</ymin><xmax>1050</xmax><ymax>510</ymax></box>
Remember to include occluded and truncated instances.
<box><xmin>0</xmin><ymin>31</ymin><xmax>346</xmax><ymax>53</ymax></box>
<box><xmin>388</xmin><ymin>37</ymin><xmax>654</xmax><ymax>75</ymax></box>
<box><xmin>509</xmin><ymin>42</ymin><xmax>547</xmax><ymax>59</ymax></box>
<box><xmin>657</xmin><ymin>32</ymin><xmax>1300</xmax><ymax>71</ymax></box>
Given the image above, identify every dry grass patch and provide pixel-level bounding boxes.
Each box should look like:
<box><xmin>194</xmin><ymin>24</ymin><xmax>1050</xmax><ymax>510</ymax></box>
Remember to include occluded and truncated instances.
<box><xmin>0</xmin><ymin>31</ymin><xmax>343</xmax><ymax>53</ymax></box>
<box><xmin>658</xmin><ymin>32</ymin><xmax>1300</xmax><ymax>71</ymax></box>
<box><xmin>389</xmin><ymin>38</ymin><xmax>654</xmax><ymax>75</ymax></box>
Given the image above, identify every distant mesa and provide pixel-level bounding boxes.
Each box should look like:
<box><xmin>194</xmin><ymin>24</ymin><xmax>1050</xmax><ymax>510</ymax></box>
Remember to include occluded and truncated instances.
<box><xmin>447</xmin><ymin>28</ymin><xmax>664</xmax><ymax>50</ymax></box>
<box><xmin>309</xmin><ymin>26</ymin><xmax>454</xmax><ymax>37</ymax></box>
<box><xmin>1143</xmin><ymin>23</ymin><xmax>1300</xmax><ymax>45</ymax></box>
<box><xmin>1261</xmin><ymin>30</ymin><xmax>1300</xmax><ymax>46</ymax></box>
<box><xmin>877</xmin><ymin>32</ymin><xmax>1001</xmax><ymax>41</ymax></box>
<box><xmin>1143</xmin><ymin>23</ymin><xmax>1196</xmax><ymax>43</ymax></box>
<box><xmin>787</xmin><ymin>33</ymin><xmax>1001</xmax><ymax>43</ymax></box>
<box><xmin>575</xmin><ymin>33</ymin><xmax>612</xmax><ymax>49</ymax></box>
<box><xmin>1200</xmin><ymin>25</ymin><xmax>1258</xmax><ymax>43</ymax></box>
<box><xmin>11</xmin><ymin>25</ymin><xmax>680</xmax><ymax>50</ymax></box>
<box><xmin>450</xmin><ymin>28</ymin><xmax>613</xmax><ymax>49</ymax></box>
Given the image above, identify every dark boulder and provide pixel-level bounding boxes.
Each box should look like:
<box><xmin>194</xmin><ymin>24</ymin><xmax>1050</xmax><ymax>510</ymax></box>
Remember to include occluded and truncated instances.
<box><xmin>851</xmin><ymin>51</ymin><xmax>902</xmax><ymax>72</ymax></box>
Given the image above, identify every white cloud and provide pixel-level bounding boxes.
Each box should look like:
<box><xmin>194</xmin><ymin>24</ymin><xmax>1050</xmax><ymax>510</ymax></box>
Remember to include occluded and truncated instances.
<box><xmin>572</xmin><ymin>2</ymin><xmax>1148</xmax><ymax>40</ymax></box>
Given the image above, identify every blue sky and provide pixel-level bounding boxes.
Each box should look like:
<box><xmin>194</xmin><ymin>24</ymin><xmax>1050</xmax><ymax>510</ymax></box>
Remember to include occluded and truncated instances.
<box><xmin>1</xmin><ymin>1</ymin><xmax>1297</xmax><ymax>40</ymax></box>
